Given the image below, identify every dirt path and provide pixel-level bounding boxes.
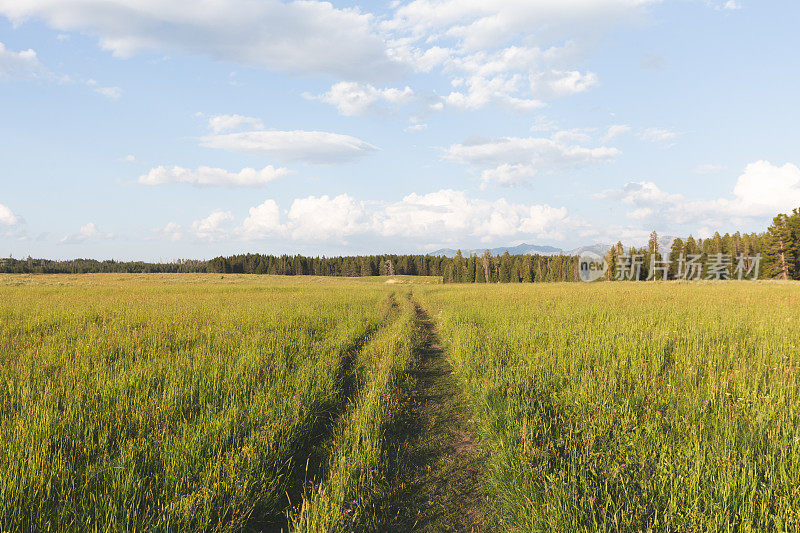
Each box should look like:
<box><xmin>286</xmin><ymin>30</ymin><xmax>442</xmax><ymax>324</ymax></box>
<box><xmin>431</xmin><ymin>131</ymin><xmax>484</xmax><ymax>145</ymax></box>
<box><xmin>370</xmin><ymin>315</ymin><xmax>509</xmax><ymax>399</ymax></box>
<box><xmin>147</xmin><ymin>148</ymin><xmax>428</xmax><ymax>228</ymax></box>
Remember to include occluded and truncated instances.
<box><xmin>381</xmin><ymin>303</ymin><xmax>489</xmax><ymax>532</ymax></box>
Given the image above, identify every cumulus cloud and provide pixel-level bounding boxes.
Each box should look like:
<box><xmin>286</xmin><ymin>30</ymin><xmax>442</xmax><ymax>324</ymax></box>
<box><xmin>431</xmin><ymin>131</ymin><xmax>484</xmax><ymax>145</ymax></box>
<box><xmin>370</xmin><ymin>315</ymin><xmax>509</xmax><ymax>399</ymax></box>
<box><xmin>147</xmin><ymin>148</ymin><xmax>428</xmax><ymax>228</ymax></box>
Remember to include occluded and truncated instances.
<box><xmin>480</xmin><ymin>164</ymin><xmax>538</xmax><ymax>189</ymax></box>
<box><xmin>0</xmin><ymin>0</ymin><xmax>401</xmax><ymax>81</ymax></box>
<box><xmin>382</xmin><ymin>1</ymin><xmax>659</xmax><ymax>111</ymax></box>
<box><xmin>0</xmin><ymin>203</ymin><xmax>20</xmax><ymax>226</ymax></box>
<box><xmin>444</xmin><ymin>74</ymin><xmax>545</xmax><ymax>111</ymax></box>
<box><xmin>602</xmin><ymin>124</ymin><xmax>631</xmax><ymax>143</ymax></box>
<box><xmin>171</xmin><ymin>189</ymin><xmax>571</xmax><ymax>246</ymax></box>
<box><xmin>60</xmin><ymin>222</ymin><xmax>112</xmax><ymax>244</ymax></box>
<box><xmin>373</xmin><ymin>189</ymin><xmax>569</xmax><ymax>241</ymax></box>
<box><xmin>0</xmin><ymin>41</ymin><xmax>44</xmax><ymax>80</ymax></box>
<box><xmin>310</xmin><ymin>82</ymin><xmax>414</xmax><ymax>116</ymax></box>
<box><xmin>727</xmin><ymin>161</ymin><xmax>800</xmax><ymax>216</ymax></box>
<box><xmin>529</xmin><ymin>69</ymin><xmax>598</xmax><ymax>98</ymax></box>
<box><xmin>200</xmin><ymin>130</ymin><xmax>378</xmax><ymax>165</ymax></box>
<box><xmin>445</xmin><ymin>132</ymin><xmax>620</xmax><ymax>185</ymax></box>
<box><xmin>207</xmin><ymin>114</ymin><xmax>264</xmax><ymax>133</ymax></box>
<box><xmin>639</xmin><ymin>127</ymin><xmax>681</xmax><ymax>146</ymax></box>
<box><xmin>138</xmin><ymin>165</ymin><xmax>290</xmax><ymax>187</ymax></box>
<box><xmin>159</xmin><ymin>222</ymin><xmax>184</xmax><ymax>243</ymax></box>
<box><xmin>597</xmin><ymin>161</ymin><xmax>800</xmax><ymax>228</ymax></box>
<box><xmin>288</xmin><ymin>194</ymin><xmax>366</xmax><ymax>241</ymax></box>
<box><xmin>192</xmin><ymin>210</ymin><xmax>234</xmax><ymax>242</ymax></box>
<box><xmin>239</xmin><ymin>199</ymin><xmax>283</xmax><ymax>240</ymax></box>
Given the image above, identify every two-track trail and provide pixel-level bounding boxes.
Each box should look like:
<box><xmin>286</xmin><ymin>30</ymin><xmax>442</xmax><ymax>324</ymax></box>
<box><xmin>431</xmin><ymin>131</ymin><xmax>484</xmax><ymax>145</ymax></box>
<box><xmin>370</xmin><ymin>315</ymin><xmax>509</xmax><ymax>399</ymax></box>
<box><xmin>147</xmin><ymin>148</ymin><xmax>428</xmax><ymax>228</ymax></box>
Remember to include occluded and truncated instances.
<box><xmin>381</xmin><ymin>302</ymin><xmax>489</xmax><ymax>532</ymax></box>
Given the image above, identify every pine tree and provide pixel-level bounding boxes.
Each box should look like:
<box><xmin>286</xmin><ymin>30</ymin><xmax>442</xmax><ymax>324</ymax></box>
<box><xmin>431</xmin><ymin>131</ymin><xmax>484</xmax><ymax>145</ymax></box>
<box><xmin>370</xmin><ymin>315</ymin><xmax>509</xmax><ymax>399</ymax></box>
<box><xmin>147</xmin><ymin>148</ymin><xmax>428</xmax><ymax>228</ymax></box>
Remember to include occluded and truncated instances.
<box><xmin>669</xmin><ymin>237</ymin><xmax>684</xmax><ymax>279</ymax></box>
<box><xmin>765</xmin><ymin>213</ymin><xmax>795</xmax><ymax>279</ymax></box>
<box><xmin>787</xmin><ymin>209</ymin><xmax>800</xmax><ymax>279</ymax></box>
<box><xmin>647</xmin><ymin>231</ymin><xmax>659</xmax><ymax>280</ymax></box>
<box><xmin>521</xmin><ymin>255</ymin><xmax>533</xmax><ymax>282</ymax></box>
<box><xmin>498</xmin><ymin>252</ymin><xmax>512</xmax><ymax>283</ymax></box>
<box><xmin>475</xmin><ymin>257</ymin><xmax>485</xmax><ymax>283</ymax></box>
<box><xmin>453</xmin><ymin>250</ymin><xmax>465</xmax><ymax>283</ymax></box>
<box><xmin>465</xmin><ymin>254</ymin><xmax>476</xmax><ymax>283</ymax></box>
<box><xmin>481</xmin><ymin>250</ymin><xmax>492</xmax><ymax>283</ymax></box>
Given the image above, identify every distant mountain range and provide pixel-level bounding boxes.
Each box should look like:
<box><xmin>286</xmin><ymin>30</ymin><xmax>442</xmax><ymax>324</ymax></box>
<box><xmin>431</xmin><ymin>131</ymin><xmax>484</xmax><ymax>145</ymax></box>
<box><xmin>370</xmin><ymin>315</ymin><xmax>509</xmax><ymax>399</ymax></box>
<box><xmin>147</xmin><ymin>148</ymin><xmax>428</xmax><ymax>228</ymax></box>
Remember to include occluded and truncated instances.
<box><xmin>429</xmin><ymin>237</ymin><xmax>677</xmax><ymax>258</ymax></box>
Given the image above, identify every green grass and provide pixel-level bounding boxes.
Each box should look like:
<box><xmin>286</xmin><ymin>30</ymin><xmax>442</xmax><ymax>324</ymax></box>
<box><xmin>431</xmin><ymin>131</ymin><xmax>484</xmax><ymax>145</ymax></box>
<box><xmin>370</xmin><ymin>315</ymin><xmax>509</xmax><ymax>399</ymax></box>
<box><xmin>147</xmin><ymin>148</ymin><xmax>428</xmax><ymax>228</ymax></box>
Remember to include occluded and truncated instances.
<box><xmin>292</xmin><ymin>294</ymin><xmax>418</xmax><ymax>532</ymax></box>
<box><xmin>417</xmin><ymin>281</ymin><xmax>800</xmax><ymax>531</ymax></box>
<box><xmin>3</xmin><ymin>274</ymin><xmax>800</xmax><ymax>531</ymax></box>
<box><xmin>0</xmin><ymin>274</ymin><xmax>405</xmax><ymax>531</ymax></box>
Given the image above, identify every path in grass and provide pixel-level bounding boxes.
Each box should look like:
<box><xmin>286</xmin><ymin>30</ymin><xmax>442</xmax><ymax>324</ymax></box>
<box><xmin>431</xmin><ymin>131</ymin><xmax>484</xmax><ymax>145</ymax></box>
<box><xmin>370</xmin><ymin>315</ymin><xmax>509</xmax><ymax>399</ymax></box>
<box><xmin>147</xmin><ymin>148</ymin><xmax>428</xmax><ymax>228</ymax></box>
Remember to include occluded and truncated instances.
<box><xmin>381</xmin><ymin>303</ymin><xmax>489</xmax><ymax>532</ymax></box>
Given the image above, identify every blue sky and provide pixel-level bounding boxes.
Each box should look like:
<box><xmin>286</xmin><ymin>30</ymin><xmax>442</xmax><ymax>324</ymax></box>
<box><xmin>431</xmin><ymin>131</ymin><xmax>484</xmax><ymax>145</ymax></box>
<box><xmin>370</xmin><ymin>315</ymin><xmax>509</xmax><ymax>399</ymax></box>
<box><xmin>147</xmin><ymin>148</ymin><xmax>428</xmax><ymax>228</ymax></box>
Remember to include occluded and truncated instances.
<box><xmin>1</xmin><ymin>0</ymin><xmax>799</xmax><ymax>260</ymax></box>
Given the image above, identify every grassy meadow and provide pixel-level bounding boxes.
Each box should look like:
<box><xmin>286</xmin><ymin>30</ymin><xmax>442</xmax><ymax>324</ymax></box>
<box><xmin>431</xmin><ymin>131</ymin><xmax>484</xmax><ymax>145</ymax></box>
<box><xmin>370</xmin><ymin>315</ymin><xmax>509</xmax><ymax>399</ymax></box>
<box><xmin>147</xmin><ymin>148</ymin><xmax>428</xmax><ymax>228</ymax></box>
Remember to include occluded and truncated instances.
<box><xmin>419</xmin><ymin>281</ymin><xmax>800</xmax><ymax>531</ymax></box>
<box><xmin>1</xmin><ymin>274</ymin><xmax>800</xmax><ymax>531</ymax></box>
<box><xmin>0</xmin><ymin>274</ymin><xmax>417</xmax><ymax>531</ymax></box>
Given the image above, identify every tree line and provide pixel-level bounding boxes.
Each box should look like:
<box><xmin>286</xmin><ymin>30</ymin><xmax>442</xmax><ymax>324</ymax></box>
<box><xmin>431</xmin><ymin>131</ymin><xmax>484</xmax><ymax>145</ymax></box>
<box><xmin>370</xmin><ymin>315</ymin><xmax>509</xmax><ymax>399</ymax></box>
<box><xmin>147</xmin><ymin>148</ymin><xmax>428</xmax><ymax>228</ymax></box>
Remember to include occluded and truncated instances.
<box><xmin>441</xmin><ymin>251</ymin><xmax>579</xmax><ymax>283</ymax></box>
<box><xmin>205</xmin><ymin>253</ymin><xmax>451</xmax><ymax>277</ymax></box>
<box><xmin>0</xmin><ymin>257</ymin><xmax>206</xmax><ymax>274</ymax></box>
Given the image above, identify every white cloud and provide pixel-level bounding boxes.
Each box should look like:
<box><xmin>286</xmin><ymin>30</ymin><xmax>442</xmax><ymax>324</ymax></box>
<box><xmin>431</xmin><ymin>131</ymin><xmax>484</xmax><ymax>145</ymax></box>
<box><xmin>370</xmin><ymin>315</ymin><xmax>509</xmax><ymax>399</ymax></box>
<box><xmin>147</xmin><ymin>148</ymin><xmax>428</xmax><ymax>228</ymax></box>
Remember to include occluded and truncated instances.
<box><xmin>239</xmin><ymin>199</ymin><xmax>283</xmax><ymax>240</ymax></box>
<box><xmin>0</xmin><ymin>204</ymin><xmax>22</xmax><ymax>230</ymax></box>
<box><xmin>445</xmin><ymin>133</ymin><xmax>620</xmax><ymax>176</ymax></box>
<box><xmin>373</xmin><ymin>189</ymin><xmax>569</xmax><ymax>242</ymax></box>
<box><xmin>727</xmin><ymin>161</ymin><xmax>800</xmax><ymax>216</ymax></box>
<box><xmin>602</xmin><ymin>124</ymin><xmax>631</xmax><ymax>143</ymax></box>
<box><xmin>0</xmin><ymin>0</ymin><xmax>401</xmax><ymax>81</ymax></box>
<box><xmin>694</xmin><ymin>163</ymin><xmax>726</xmax><ymax>174</ymax></box>
<box><xmin>1</xmin><ymin>0</ymin><xmax>662</xmax><ymax>115</ymax></box>
<box><xmin>207</xmin><ymin>114</ymin><xmax>263</xmax><ymax>133</ymax></box>
<box><xmin>0</xmin><ymin>44</ymin><xmax>122</xmax><ymax>100</ymax></box>
<box><xmin>192</xmin><ymin>210</ymin><xmax>234</xmax><ymax>242</ymax></box>
<box><xmin>311</xmin><ymin>82</ymin><xmax>414</xmax><ymax>116</ymax></box>
<box><xmin>0</xmin><ymin>203</ymin><xmax>20</xmax><ymax>226</ymax></box>
<box><xmin>529</xmin><ymin>69</ymin><xmax>598</xmax><ymax>98</ymax></box>
<box><xmin>723</xmin><ymin>1</ymin><xmax>742</xmax><ymax>10</ymax></box>
<box><xmin>596</xmin><ymin>181</ymin><xmax>683</xmax><ymax>207</ymax></box>
<box><xmin>200</xmin><ymin>130</ymin><xmax>378</xmax><ymax>165</ymax></box>
<box><xmin>382</xmin><ymin>1</ymin><xmax>657</xmax><ymax>110</ymax></box>
<box><xmin>598</xmin><ymin>161</ymin><xmax>800</xmax><ymax>228</ymax></box>
<box><xmin>159</xmin><ymin>222</ymin><xmax>183</xmax><ymax>243</ymax></box>
<box><xmin>86</xmin><ymin>79</ymin><xmax>121</xmax><ymax>99</ymax></box>
<box><xmin>443</xmin><ymin>73</ymin><xmax>545</xmax><ymax>112</ymax></box>
<box><xmin>0</xmin><ymin>41</ymin><xmax>44</xmax><ymax>81</ymax></box>
<box><xmin>480</xmin><ymin>164</ymin><xmax>538</xmax><ymax>188</ymax></box>
<box><xmin>288</xmin><ymin>194</ymin><xmax>366</xmax><ymax>241</ymax></box>
<box><xmin>204</xmin><ymin>189</ymin><xmax>573</xmax><ymax>245</ymax></box>
<box><xmin>119</xmin><ymin>154</ymin><xmax>136</xmax><ymax>163</ymax></box>
<box><xmin>60</xmin><ymin>222</ymin><xmax>112</xmax><ymax>244</ymax></box>
<box><xmin>138</xmin><ymin>164</ymin><xmax>290</xmax><ymax>187</ymax></box>
<box><xmin>385</xmin><ymin>0</ymin><xmax>656</xmax><ymax>51</ymax></box>
<box><xmin>639</xmin><ymin>127</ymin><xmax>680</xmax><ymax>145</ymax></box>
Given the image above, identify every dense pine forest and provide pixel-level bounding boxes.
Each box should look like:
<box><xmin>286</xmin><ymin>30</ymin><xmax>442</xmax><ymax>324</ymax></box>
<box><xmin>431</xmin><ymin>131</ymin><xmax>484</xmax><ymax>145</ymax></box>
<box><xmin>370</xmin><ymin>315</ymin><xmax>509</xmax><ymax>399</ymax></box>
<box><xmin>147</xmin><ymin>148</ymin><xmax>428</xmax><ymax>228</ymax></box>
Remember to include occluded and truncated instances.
<box><xmin>3</xmin><ymin>208</ymin><xmax>800</xmax><ymax>282</ymax></box>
